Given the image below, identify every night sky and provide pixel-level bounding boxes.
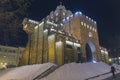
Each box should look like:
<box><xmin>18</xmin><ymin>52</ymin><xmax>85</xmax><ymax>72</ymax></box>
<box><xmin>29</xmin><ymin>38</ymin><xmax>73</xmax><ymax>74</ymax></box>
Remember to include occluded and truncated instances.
<box><xmin>27</xmin><ymin>0</ymin><xmax>120</xmax><ymax>50</ymax></box>
<box><xmin>0</xmin><ymin>0</ymin><xmax>120</xmax><ymax>56</ymax></box>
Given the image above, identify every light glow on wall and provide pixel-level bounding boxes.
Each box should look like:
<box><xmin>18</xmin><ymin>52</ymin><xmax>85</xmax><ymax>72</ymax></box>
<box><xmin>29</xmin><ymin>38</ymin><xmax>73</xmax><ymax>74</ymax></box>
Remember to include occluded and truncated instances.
<box><xmin>66</xmin><ymin>41</ymin><xmax>73</xmax><ymax>45</ymax></box>
<box><xmin>56</xmin><ymin>13</ymin><xmax>58</xmax><ymax>16</ymax></box>
<box><xmin>47</xmin><ymin>21</ymin><xmax>58</xmax><ymax>27</ymax></box>
<box><xmin>70</xmin><ymin>15</ymin><xmax>73</xmax><ymax>17</ymax></box>
<box><xmin>74</xmin><ymin>43</ymin><xmax>81</xmax><ymax>47</ymax></box>
<box><xmin>56</xmin><ymin>41</ymin><xmax>62</xmax><ymax>46</ymax></box>
<box><xmin>34</xmin><ymin>26</ymin><xmax>38</xmax><ymax>29</ymax></box>
<box><xmin>94</xmin><ymin>21</ymin><xmax>96</xmax><ymax>24</ymax></box>
<box><xmin>44</xmin><ymin>29</ymin><xmax>48</xmax><ymax>33</ymax></box>
<box><xmin>93</xmin><ymin>60</ymin><xmax>97</xmax><ymax>63</ymax></box>
<box><xmin>75</xmin><ymin>11</ymin><xmax>82</xmax><ymax>15</ymax></box>
<box><xmin>39</xmin><ymin>22</ymin><xmax>44</xmax><ymax>26</ymax></box>
<box><xmin>51</xmin><ymin>28</ymin><xmax>57</xmax><ymax>32</ymax></box>
<box><xmin>3</xmin><ymin>56</ymin><xmax>6</xmax><ymax>58</ymax></box>
<box><xmin>91</xmin><ymin>19</ymin><xmax>94</xmax><ymax>22</ymax></box>
<box><xmin>28</xmin><ymin>19</ymin><xmax>39</xmax><ymax>24</ymax></box>
<box><xmin>58</xmin><ymin>30</ymin><xmax>63</xmax><ymax>34</ymax></box>
<box><xmin>105</xmin><ymin>51</ymin><xmax>108</xmax><ymax>54</ymax></box>
<box><xmin>24</xmin><ymin>24</ymin><xmax>27</xmax><ymax>29</ymax></box>
<box><xmin>60</xmin><ymin>23</ymin><xmax>63</xmax><ymax>26</ymax></box>
<box><xmin>1</xmin><ymin>62</ymin><xmax>3</xmax><ymax>65</ymax></box>
<box><xmin>67</xmin><ymin>17</ymin><xmax>70</xmax><ymax>20</ymax></box>
<box><xmin>101</xmin><ymin>50</ymin><xmax>104</xmax><ymax>53</ymax></box>
<box><xmin>86</xmin><ymin>16</ymin><xmax>88</xmax><ymax>19</ymax></box>
<box><xmin>109</xmin><ymin>58</ymin><xmax>112</xmax><ymax>62</ymax></box>
<box><xmin>63</xmin><ymin>12</ymin><xmax>65</xmax><ymax>15</ymax></box>
<box><xmin>81</xmin><ymin>22</ymin><xmax>83</xmax><ymax>26</ymax></box>
<box><xmin>89</xmin><ymin>18</ymin><xmax>91</xmax><ymax>21</ymax></box>
<box><xmin>95</xmin><ymin>29</ymin><xmax>97</xmax><ymax>32</ymax></box>
<box><xmin>62</xmin><ymin>19</ymin><xmax>65</xmax><ymax>22</ymax></box>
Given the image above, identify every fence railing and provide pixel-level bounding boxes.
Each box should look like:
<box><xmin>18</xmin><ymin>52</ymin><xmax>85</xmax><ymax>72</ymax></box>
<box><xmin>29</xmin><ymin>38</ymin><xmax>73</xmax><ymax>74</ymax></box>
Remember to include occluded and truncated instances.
<box><xmin>85</xmin><ymin>72</ymin><xmax>110</xmax><ymax>80</ymax></box>
<box><xmin>33</xmin><ymin>65</ymin><xmax>57</xmax><ymax>80</ymax></box>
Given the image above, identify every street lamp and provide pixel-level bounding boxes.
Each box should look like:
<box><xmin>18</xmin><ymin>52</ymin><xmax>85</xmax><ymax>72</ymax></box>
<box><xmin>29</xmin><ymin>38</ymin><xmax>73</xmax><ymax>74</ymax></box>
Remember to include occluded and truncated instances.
<box><xmin>0</xmin><ymin>62</ymin><xmax>7</xmax><ymax>69</ymax></box>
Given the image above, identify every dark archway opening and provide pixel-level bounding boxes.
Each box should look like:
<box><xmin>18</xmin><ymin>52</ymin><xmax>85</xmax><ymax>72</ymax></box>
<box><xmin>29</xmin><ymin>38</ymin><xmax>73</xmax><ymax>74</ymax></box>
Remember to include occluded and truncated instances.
<box><xmin>76</xmin><ymin>47</ymin><xmax>81</xmax><ymax>63</ymax></box>
<box><xmin>85</xmin><ymin>43</ymin><xmax>93</xmax><ymax>62</ymax></box>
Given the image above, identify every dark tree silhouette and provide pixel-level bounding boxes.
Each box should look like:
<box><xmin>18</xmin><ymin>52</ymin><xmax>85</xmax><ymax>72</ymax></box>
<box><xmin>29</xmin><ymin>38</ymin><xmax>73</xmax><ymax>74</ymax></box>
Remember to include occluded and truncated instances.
<box><xmin>0</xmin><ymin>0</ymin><xmax>33</xmax><ymax>47</ymax></box>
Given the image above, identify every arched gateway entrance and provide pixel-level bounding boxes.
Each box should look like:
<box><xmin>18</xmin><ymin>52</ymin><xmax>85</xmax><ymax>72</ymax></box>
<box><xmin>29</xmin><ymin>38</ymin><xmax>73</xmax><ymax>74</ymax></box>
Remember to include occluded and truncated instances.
<box><xmin>85</xmin><ymin>41</ymin><xmax>96</xmax><ymax>62</ymax></box>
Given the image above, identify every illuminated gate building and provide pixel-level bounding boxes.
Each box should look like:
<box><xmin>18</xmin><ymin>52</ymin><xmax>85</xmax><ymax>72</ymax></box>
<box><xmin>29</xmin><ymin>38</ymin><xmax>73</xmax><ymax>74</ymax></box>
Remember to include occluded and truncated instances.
<box><xmin>20</xmin><ymin>4</ymin><xmax>101</xmax><ymax>66</ymax></box>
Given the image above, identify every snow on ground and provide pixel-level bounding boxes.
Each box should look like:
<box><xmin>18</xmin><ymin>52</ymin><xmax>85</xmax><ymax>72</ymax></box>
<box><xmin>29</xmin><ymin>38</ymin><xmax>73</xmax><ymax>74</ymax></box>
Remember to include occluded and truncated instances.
<box><xmin>40</xmin><ymin>62</ymin><xmax>112</xmax><ymax>80</ymax></box>
<box><xmin>0</xmin><ymin>68</ymin><xmax>14</xmax><ymax>77</ymax></box>
<box><xmin>1</xmin><ymin>62</ymin><xmax>120</xmax><ymax>80</ymax></box>
<box><xmin>0</xmin><ymin>63</ymin><xmax>56</xmax><ymax>80</ymax></box>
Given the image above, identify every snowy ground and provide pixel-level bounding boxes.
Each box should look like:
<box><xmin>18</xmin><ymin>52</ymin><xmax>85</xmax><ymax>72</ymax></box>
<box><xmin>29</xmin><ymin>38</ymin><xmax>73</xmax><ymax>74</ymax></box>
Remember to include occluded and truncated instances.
<box><xmin>41</xmin><ymin>62</ymin><xmax>113</xmax><ymax>80</ymax></box>
<box><xmin>0</xmin><ymin>62</ymin><xmax>120</xmax><ymax>80</ymax></box>
<box><xmin>0</xmin><ymin>63</ymin><xmax>56</xmax><ymax>80</ymax></box>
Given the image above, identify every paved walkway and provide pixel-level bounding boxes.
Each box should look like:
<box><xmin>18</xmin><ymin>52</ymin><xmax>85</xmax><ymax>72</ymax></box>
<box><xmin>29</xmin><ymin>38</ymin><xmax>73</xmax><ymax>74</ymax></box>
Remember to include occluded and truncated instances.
<box><xmin>104</xmin><ymin>73</ymin><xmax>120</xmax><ymax>80</ymax></box>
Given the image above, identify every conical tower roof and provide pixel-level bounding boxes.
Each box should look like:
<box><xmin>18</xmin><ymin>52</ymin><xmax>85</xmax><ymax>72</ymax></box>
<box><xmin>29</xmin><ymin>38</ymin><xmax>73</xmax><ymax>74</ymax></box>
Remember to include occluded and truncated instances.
<box><xmin>46</xmin><ymin>3</ymin><xmax>73</xmax><ymax>23</ymax></box>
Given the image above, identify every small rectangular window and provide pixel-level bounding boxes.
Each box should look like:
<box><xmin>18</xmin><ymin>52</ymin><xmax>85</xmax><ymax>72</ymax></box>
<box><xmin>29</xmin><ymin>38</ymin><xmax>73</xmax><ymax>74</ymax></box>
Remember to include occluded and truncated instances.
<box><xmin>66</xmin><ymin>44</ymin><xmax>73</xmax><ymax>49</ymax></box>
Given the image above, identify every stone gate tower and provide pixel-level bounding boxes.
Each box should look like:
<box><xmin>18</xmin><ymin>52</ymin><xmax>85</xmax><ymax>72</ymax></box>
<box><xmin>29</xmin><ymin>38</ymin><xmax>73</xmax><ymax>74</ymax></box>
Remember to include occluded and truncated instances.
<box><xmin>20</xmin><ymin>4</ymin><xmax>101</xmax><ymax>66</ymax></box>
<box><xmin>63</xmin><ymin>12</ymin><xmax>101</xmax><ymax>62</ymax></box>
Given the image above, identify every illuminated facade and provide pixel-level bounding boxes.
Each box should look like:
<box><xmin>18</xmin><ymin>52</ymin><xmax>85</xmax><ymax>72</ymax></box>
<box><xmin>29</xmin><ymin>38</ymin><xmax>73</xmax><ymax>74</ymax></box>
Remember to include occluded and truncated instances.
<box><xmin>20</xmin><ymin>4</ymin><xmax>101</xmax><ymax>65</ymax></box>
<box><xmin>0</xmin><ymin>45</ymin><xmax>24</xmax><ymax>68</ymax></box>
<box><xmin>100</xmin><ymin>47</ymin><xmax>109</xmax><ymax>63</ymax></box>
